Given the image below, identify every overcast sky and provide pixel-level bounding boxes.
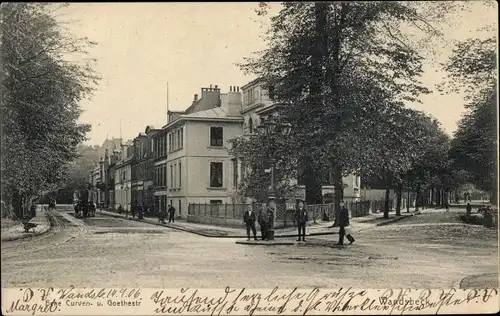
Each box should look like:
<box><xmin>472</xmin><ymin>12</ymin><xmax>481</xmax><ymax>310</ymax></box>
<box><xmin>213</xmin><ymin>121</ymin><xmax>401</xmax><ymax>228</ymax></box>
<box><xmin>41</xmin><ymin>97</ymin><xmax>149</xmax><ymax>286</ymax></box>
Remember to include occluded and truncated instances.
<box><xmin>59</xmin><ymin>2</ymin><xmax>497</xmax><ymax>146</ymax></box>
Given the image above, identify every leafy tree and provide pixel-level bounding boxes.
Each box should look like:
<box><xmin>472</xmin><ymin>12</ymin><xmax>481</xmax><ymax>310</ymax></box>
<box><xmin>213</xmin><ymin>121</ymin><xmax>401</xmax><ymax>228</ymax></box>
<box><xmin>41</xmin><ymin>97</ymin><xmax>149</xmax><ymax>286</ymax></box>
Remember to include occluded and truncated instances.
<box><xmin>229</xmin><ymin>116</ymin><xmax>298</xmax><ymax>202</ymax></box>
<box><xmin>440</xmin><ymin>36</ymin><xmax>497</xmax><ymax>205</ymax></box>
<box><xmin>240</xmin><ymin>2</ymin><xmax>462</xmax><ymax>223</ymax></box>
<box><xmin>0</xmin><ymin>3</ymin><xmax>99</xmax><ymax>216</ymax></box>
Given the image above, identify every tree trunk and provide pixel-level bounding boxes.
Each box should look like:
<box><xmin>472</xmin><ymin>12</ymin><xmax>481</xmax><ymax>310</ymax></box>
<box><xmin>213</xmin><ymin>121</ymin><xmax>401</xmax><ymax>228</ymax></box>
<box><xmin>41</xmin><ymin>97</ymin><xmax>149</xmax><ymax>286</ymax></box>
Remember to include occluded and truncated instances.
<box><xmin>415</xmin><ymin>184</ymin><xmax>421</xmax><ymax>212</ymax></box>
<box><xmin>396</xmin><ymin>183</ymin><xmax>403</xmax><ymax>216</ymax></box>
<box><xmin>431</xmin><ymin>187</ymin><xmax>435</xmax><ymax>206</ymax></box>
<box><xmin>383</xmin><ymin>174</ymin><xmax>392</xmax><ymax>219</ymax></box>
<box><xmin>406</xmin><ymin>190</ymin><xmax>410</xmax><ymax>213</ymax></box>
<box><xmin>12</xmin><ymin>189</ymin><xmax>23</xmax><ymax>219</ymax></box>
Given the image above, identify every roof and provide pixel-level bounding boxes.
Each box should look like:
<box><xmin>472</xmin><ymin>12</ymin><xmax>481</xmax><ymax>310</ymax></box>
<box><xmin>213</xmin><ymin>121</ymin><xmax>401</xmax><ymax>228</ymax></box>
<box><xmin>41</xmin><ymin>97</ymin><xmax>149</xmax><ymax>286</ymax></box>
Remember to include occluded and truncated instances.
<box><xmin>241</xmin><ymin>77</ymin><xmax>264</xmax><ymax>90</ymax></box>
<box><xmin>163</xmin><ymin>107</ymin><xmax>243</xmax><ymax>129</ymax></box>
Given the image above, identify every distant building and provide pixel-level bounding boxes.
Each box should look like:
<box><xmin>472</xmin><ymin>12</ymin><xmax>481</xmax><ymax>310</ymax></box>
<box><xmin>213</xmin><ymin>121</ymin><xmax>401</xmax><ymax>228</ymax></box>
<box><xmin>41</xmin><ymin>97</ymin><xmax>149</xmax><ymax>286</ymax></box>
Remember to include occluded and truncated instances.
<box><xmin>152</xmin><ymin>128</ymin><xmax>168</xmax><ymax>216</ymax></box>
<box><xmin>100</xmin><ymin>137</ymin><xmax>122</xmax><ymax>157</ymax></box>
<box><xmin>131</xmin><ymin>126</ymin><xmax>159</xmax><ymax>214</ymax></box>
<box><xmin>114</xmin><ymin>140</ymin><xmax>133</xmax><ymax>211</ymax></box>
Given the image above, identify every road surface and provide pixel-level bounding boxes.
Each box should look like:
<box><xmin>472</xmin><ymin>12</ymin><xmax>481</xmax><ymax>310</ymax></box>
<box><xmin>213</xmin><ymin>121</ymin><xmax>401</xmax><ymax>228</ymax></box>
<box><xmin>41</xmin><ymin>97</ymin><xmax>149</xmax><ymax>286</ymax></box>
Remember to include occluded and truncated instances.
<box><xmin>1</xmin><ymin>207</ymin><xmax>497</xmax><ymax>288</ymax></box>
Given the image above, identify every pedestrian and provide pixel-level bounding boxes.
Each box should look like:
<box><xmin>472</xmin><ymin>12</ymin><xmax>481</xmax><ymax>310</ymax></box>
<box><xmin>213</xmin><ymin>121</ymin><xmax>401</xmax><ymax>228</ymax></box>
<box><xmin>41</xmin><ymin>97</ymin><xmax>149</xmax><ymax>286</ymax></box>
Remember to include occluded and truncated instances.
<box><xmin>337</xmin><ymin>201</ymin><xmax>355</xmax><ymax>245</ymax></box>
<box><xmin>466</xmin><ymin>202</ymin><xmax>472</xmax><ymax>216</ymax></box>
<box><xmin>138</xmin><ymin>204</ymin><xmax>144</xmax><ymax>220</ymax></box>
<box><xmin>168</xmin><ymin>204</ymin><xmax>176</xmax><ymax>223</ymax></box>
<box><xmin>445</xmin><ymin>199</ymin><xmax>449</xmax><ymax>212</ymax></box>
<box><xmin>243</xmin><ymin>203</ymin><xmax>257</xmax><ymax>241</ymax></box>
<box><xmin>295</xmin><ymin>199</ymin><xmax>308</xmax><ymax>242</ymax></box>
<box><xmin>158</xmin><ymin>206</ymin><xmax>166</xmax><ymax>224</ymax></box>
<box><xmin>266</xmin><ymin>197</ymin><xmax>276</xmax><ymax>240</ymax></box>
<box><xmin>30</xmin><ymin>200</ymin><xmax>37</xmax><ymax>219</ymax></box>
<box><xmin>131</xmin><ymin>202</ymin><xmax>137</xmax><ymax>219</ymax></box>
<box><xmin>258</xmin><ymin>205</ymin><xmax>268</xmax><ymax>240</ymax></box>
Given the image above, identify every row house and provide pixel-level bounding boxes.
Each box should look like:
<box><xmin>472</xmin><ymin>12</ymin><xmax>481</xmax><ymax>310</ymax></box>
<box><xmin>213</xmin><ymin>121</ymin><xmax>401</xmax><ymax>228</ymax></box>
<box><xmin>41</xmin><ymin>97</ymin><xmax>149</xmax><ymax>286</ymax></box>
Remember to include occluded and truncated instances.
<box><xmin>239</xmin><ymin>78</ymin><xmax>361</xmax><ymax>202</ymax></box>
<box><xmin>114</xmin><ymin>141</ymin><xmax>133</xmax><ymax>211</ymax></box>
<box><xmin>153</xmin><ymin>127</ymin><xmax>168</xmax><ymax>215</ymax></box>
<box><xmin>131</xmin><ymin>126</ymin><xmax>159</xmax><ymax>212</ymax></box>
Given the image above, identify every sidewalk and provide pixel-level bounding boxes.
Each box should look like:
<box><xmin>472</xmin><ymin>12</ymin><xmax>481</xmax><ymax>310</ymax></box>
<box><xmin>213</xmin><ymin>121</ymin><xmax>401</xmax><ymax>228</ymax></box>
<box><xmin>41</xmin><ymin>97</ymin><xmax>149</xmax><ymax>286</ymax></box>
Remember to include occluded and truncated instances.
<box><xmin>0</xmin><ymin>206</ymin><xmax>52</xmax><ymax>242</ymax></box>
<box><xmin>98</xmin><ymin>208</ymin><xmax>420</xmax><ymax>238</ymax></box>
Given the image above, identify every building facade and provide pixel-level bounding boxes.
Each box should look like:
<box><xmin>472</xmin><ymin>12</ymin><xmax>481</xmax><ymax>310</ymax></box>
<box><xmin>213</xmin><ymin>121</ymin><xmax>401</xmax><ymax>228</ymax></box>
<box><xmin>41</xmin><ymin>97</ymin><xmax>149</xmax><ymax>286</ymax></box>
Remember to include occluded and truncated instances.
<box><xmin>114</xmin><ymin>141</ymin><xmax>133</xmax><ymax>211</ymax></box>
<box><xmin>159</xmin><ymin>85</ymin><xmax>243</xmax><ymax>219</ymax></box>
<box><xmin>131</xmin><ymin>126</ymin><xmax>159</xmax><ymax>214</ymax></box>
<box><xmin>153</xmin><ymin>128</ymin><xmax>168</xmax><ymax>216</ymax></box>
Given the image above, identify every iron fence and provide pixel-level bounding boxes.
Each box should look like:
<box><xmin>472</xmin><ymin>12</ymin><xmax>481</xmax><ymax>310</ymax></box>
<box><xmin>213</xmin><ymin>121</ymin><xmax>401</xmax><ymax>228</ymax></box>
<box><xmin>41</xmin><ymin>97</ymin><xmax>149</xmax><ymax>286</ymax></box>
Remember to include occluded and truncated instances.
<box><xmin>188</xmin><ymin>200</ymin><xmax>371</xmax><ymax>228</ymax></box>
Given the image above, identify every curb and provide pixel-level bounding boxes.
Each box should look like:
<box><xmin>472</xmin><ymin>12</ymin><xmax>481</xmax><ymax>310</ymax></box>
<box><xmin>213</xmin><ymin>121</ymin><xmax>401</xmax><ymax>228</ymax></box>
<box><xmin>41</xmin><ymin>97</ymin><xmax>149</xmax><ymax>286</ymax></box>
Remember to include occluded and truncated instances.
<box><xmin>0</xmin><ymin>211</ymin><xmax>53</xmax><ymax>242</ymax></box>
<box><xmin>97</xmin><ymin>211</ymin><xmax>337</xmax><ymax>238</ymax></box>
<box><xmin>375</xmin><ymin>212</ymin><xmax>421</xmax><ymax>226</ymax></box>
<box><xmin>235</xmin><ymin>240</ymin><xmax>296</xmax><ymax>246</ymax></box>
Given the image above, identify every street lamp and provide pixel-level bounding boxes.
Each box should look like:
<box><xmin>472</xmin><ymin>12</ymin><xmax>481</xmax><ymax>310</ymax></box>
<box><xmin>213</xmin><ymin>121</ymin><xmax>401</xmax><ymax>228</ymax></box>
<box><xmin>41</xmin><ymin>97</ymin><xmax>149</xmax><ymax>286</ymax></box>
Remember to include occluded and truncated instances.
<box><xmin>256</xmin><ymin>118</ymin><xmax>292</xmax><ymax>241</ymax></box>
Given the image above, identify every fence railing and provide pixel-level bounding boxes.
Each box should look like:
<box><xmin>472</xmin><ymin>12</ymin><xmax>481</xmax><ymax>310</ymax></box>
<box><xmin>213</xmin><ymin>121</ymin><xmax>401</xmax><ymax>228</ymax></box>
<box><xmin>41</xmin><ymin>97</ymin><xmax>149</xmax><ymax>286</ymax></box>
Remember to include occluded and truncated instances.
<box><xmin>187</xmin><ymin>200</ymin><xmax>372</xmax><ymax>228</ymax></box>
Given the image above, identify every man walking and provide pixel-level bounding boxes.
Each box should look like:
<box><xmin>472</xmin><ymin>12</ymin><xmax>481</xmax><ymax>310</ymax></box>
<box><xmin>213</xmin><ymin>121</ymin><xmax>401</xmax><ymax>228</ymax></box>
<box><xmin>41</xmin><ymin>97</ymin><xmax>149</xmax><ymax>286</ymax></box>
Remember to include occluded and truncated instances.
<box><xmin>337</xmin><ymin>201</ymin><xmax>355</xmax><ymax>245</ymax></box>
<box><xmin>295</xmin><ymin>199</ymin><xmax>308</xmax><ymax>242</ymax></box>
<box><xmin>244</xmin><ymin>203</ymin><xmax>257</xmax><ymax>241</ymax></box>
<box><xmin>168</xmin><ymin>204</ymin><xmax>176</xmax><ymax>223</ymax></box>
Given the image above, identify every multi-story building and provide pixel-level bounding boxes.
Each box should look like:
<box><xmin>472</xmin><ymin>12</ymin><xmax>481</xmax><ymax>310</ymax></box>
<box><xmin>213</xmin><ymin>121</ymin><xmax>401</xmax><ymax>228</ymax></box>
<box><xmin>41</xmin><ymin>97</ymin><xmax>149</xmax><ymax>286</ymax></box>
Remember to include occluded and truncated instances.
<box><xmin>114</xmin><ymin>141</ymin><xmax>133</xmax><ymax>211</ymax></box>
<box><xmin>100</xmin><ymin>137</ymin><xmax>122</xmax><ymax>158</ymax></box>
<box><xmin>239</xmin><ymin>78</ymin><xmax>361</xmax><ymax>202</ymax></box>
<box><xmin>157</xmin><ymin>85</ymin><xmax>243</xmax><ymax>219</ymax></box>
<box><xmin>153</xmin><ymin>128</ymin><xmax>168</xmax><ymax>216</ymax></box>
<box><xmin>103</xmin><ymin>149</ymin><xmax>120</xmax><ymax>209</ymax></box>
<box><xmin>131</xmin><ymin>126</ymin><xmax>159</xmax><ymax>213</ymax></box>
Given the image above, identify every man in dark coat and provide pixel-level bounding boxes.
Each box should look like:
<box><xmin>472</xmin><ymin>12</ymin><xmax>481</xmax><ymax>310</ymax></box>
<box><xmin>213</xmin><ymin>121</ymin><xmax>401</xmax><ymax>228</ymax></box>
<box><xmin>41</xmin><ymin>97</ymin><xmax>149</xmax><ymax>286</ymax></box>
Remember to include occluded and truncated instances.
<box><xmin>258</xmin><ymin>206</ymin><xmax>268</xmax><ymax>240</ymax></box>
<box><xmin>243</xmin><ymin>204</ymin><xmax>257</xmax><ymax>241</ymax></box>
<box><xmin>168</xmin><ymin>204</ymin><xmax>176</xmax><ymax>223</ymax></box>
<box><xmin>30</xmin><ymin>200</ymin><xmax>37</xmax><ymax>219</ymax></box>
<box><xmin>295</xmin><ymin>199</ymin><xmax>308</xmax><ymax>242</ymax></box>
<box><xmin>337</xmin><ymin>201</ymin><xmax>355</xmax><ymax>245</ymax></box>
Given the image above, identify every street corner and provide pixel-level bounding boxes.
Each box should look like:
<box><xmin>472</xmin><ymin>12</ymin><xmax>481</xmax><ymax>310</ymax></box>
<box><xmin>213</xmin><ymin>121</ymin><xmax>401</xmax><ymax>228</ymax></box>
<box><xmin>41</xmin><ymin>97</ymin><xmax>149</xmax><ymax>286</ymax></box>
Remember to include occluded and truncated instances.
<box><xmin>236</xmin><ymin>239</ymin><xmax>297</xmax><ymax>246</ymax></box>
<box><xmin>0</xmin><ymin>223</ymin><xmax>51</xmax><ymax>242</ymax></box>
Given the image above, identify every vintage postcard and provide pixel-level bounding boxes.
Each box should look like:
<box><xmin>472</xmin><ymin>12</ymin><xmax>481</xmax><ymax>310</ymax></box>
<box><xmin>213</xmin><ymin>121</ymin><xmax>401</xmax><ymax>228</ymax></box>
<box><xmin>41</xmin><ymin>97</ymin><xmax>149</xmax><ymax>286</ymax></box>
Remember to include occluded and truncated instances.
<box><xmin>1</xmin><ymin>2</ymin><xmax>498</xmax><ymax>315</ymax></box>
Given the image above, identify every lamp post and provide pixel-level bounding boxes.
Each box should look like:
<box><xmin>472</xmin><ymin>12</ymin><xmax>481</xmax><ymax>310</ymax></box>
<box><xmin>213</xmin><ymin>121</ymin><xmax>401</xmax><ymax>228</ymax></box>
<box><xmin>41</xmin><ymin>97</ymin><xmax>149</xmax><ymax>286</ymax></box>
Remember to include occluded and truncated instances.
<box><xmin>257</xmin><ymin>119</ymin><xmax>292</xmax><ymax>241</ymax></box>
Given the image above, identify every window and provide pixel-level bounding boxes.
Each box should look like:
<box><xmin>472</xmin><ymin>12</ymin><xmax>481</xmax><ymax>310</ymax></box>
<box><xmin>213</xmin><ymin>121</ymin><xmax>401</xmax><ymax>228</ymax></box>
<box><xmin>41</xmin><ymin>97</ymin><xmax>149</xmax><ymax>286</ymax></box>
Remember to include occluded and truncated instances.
<box><xmin>248</xmin><ymin>118</ymin><xmax>253</xmax><ymax>134</ymax></box>
<box><xmin>232</xmin><ymin>159</ymin><xmax>238</xmax><ymax>188</ymax></box>
<box><xmin>178</xmin><ymin>200</ymin><xmax>182</xmax><ymax>216</ymax></box>
<box><xmin>210</xmin><ymin>162</ymin><xmax>223</xmax><ymax>188</ymax></box>
<box><xmin>173</xmin><ymin>163</ymin><xmax>176</xmax><ymax>189</ymax></box>
<box><xmin>210</xmin><ymin>127</ymin><xmax>223</xmax><ymax>147</ymax></box>
<box><xmin>180</xmin><ymin>128</ymin><xmax>183</xmax><ymax>149</ymax></box>
<box><xmin>168</xmin><ymin>134</ymin><xmax>172</xmax><ymax>152</ymax></box>
<box><xmin>163</xmin><ymin>165</ymin><xmax>166</xmax><ymax>187</ymax></box>
<box><xmin>178</xmin><ymin>162</ymin><xmax>182</xmax><ymax>188</ymax></box>
<box><xmin>170</xmin><ymin>164</ymin><xmax>173</xmax><ymax>187</ymax></box>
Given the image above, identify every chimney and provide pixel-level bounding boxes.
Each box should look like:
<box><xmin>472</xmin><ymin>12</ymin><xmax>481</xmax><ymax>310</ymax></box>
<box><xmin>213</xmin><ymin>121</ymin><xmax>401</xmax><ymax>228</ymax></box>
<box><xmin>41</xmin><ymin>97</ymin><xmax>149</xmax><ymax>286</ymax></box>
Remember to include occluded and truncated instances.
<box><xmin>215</xmin><ymin>85</ymin><xmax>218</xmax><ymax>90</ymax></box>
<box><xmin>194</xmin><ymin>94</ymin><xmax>198</xmax><ymax>101</ymax></box>
<box><xmin>210</xmin><ymin>84</ymin><xmax>212</xmax><ymax>89</ymax></box>
<box><xmin>230</xmin><ymin>86</ymin><xmax>233</xmax><ymax>92</ymax></box>
<box><xmin>237</xmin><ymin>86</ymin><xmax>240</xmax><ymax>92</ymax></box>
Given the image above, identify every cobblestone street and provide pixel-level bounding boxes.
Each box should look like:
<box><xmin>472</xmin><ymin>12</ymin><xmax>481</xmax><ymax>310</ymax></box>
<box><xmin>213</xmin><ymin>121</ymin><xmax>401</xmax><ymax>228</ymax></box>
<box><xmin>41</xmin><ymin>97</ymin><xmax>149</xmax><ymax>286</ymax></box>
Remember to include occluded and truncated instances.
<box><xmin>1</xmin><ymin>207</ymin><xmax>497</xmax><ymax>289</ymax></box>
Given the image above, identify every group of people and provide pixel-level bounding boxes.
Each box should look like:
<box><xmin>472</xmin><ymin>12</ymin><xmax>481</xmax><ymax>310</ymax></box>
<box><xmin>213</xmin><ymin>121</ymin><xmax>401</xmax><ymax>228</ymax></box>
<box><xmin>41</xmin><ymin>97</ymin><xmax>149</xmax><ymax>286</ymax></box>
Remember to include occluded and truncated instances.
<box><xmin>74</xmin><ymin>200</ymin><xmax>96</xmax><ymax>218</ymax></box>
<box><xmin>127</xmin><ymin>203</ymin><xmax>146</xmax><ymax>220</ymax></box>
<box><xmin>243</xmin><ymin>198</ymin><xmax>355</xmax><ymax>246</ymax></box>
<box><xmin>158</xmin><ymin>204</ymin><xmax>176</xmax><ymax>224</ymax></box>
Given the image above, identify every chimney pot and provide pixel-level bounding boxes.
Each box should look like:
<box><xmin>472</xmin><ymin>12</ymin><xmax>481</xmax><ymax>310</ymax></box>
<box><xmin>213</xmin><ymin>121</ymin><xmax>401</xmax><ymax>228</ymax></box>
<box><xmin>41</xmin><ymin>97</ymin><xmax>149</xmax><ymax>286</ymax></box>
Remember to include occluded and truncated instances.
<box><xmin>237</xmin><ymin>86</ymin><xmax>240</xmax><ymax>92</ymax></box>
<box><xmin>215</xmin><ymin>85</ymin><xmax>218</xmax><ymax>89</ymax></box>
<box><xmin>194</xmin><ymin>94</ymin><xmax>198</xmax><ymax>101</ymax></box>
<box><xmin>210</xmin><ymin>84</ymin><xmax>212</xmax><ymax>89</ymax></box>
